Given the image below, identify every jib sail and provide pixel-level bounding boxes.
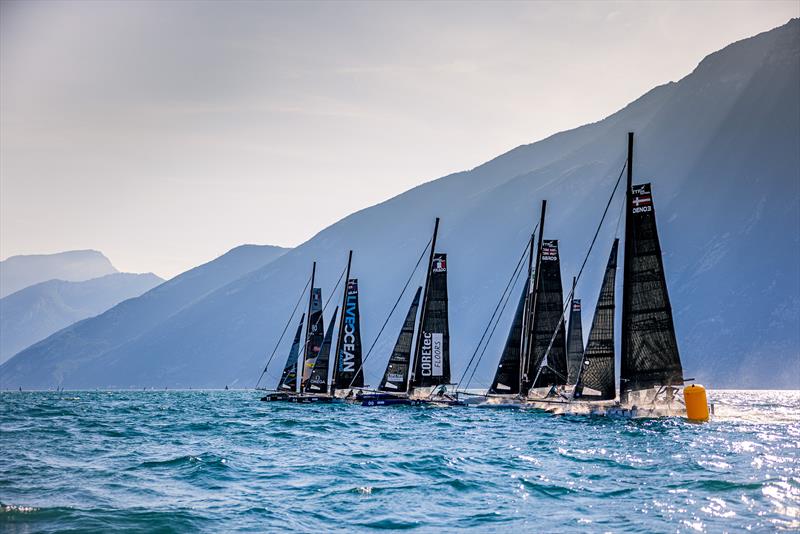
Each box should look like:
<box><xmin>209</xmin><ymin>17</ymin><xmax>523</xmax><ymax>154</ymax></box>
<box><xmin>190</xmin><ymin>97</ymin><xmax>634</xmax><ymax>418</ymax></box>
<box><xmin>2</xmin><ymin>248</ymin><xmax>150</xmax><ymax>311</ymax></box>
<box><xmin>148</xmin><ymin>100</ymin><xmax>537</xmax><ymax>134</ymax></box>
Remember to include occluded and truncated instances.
<box><xmin>411</xmin><ymin>253</ymin><xmax>451</xmax><ymax>388</ymax></box>
<box><xmin>525</xmin><ymin>239</ymin><xmax>568</xmax><ymax>390</ymax></box>
<box><xmin>301</xmin><ymin>288</ymin><xmax>324</xmax><ymax>389</ymax></box>
<box><xmin>565</xmin><ymin>296</ymin><xmax>585</xmax><ymax>385</ymax></box>
<box><xmin>334</xmin><ymin>279</ymin><xmax>364</xmax><ymax>389</ymax></box>
<box><xmin>576</xmin><ymin>239</ymin><xmax>618</xmax><ymax>400</ymax></box>
<box><xmin>305</xmin><ymin>307</ymin><xmax>338</xmax><ymax>393</ymax></box>
<box><xmin>379</xmin><ymin>287</ymin><xmax>422</xmax><ymax>393</ymax></box>
<box><xmin>621</xmin><ymin>182</ymin><xmax>683</xmax><ymax>397</ymax></box>
<box><xmin>489</xmin><ymin>279</ymin><xmax>528</xmax><ymax>394</ymax></box>
<box><xmin>278</xmin><ymin>313</ymin><xmax>305</xmax><ymax>391</ymax></box>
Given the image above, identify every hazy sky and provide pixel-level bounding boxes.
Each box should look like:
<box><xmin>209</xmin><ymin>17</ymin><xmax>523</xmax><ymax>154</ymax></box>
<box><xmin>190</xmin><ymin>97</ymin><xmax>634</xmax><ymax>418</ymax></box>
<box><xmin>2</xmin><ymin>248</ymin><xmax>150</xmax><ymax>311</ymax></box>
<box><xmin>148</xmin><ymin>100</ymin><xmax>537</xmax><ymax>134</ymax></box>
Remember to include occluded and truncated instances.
<box><xmin>1</xmin><ymin>1</ymin><xmax>797</xmax><ymax>278</ymax></box>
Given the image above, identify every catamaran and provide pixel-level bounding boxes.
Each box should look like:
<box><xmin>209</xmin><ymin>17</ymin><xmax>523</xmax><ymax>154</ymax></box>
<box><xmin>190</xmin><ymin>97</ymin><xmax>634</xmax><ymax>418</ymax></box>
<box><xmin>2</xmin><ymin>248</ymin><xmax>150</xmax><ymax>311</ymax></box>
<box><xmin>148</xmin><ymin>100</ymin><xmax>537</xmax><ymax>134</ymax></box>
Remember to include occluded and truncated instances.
<box><xmin>526</xmin><ymin>132</ymin><xmax>708</xmax><ymax>418</ymax></box>
<box><xmin>361</xmin><ymin>218</ymin><xmax>461</xmax><ymax>406</ymax></box>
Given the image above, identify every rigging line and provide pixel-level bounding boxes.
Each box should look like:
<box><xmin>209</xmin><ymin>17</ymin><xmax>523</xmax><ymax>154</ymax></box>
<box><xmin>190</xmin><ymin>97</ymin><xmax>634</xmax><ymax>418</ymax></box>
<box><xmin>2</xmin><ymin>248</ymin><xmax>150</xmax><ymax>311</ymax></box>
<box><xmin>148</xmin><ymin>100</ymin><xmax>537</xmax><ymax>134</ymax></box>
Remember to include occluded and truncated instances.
<box><xmin>462</xmin><ymin>259</ymin><xmax>527</xmax><ymax>393</ymax></box>
<box><xmin>346</xmin><ymin>237</ymin><xmax>432</xmax><ymax>390</ymax></box>
<box><xmin>254</xmin><ymin>275</ymin><xmax>311</xmax><ymax>389</ymax></box>
<box><xmin>533</xmin><ymin>159</ymin><xmax>627</xmax><ymax>390</ymax></box>
<box><xmin>456</xmin><ymin>230</ymin><xmax>533</xmax><ymax>392</ymax></box>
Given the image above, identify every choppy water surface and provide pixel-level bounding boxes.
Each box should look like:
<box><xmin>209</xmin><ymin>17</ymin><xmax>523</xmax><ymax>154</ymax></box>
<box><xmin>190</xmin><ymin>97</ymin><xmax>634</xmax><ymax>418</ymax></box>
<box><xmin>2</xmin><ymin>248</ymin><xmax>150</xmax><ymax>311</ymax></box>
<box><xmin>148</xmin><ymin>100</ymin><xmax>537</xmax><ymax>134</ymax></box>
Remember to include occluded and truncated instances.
<box><xmin>1</xmin><ymin>390</ymin><xmax>798</xmax><ymax>532</ymax></box>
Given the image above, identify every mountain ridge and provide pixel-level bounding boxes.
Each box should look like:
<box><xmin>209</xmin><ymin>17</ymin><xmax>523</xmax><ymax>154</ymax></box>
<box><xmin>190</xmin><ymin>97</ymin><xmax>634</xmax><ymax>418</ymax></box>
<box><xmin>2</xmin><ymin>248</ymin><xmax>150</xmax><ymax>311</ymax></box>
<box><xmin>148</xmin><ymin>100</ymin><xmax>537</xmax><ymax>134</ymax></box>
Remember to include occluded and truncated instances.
<box><xmin>2</xmin><ymin>19</ymin><xmax>797</xmax><ymax>389</ymax></box>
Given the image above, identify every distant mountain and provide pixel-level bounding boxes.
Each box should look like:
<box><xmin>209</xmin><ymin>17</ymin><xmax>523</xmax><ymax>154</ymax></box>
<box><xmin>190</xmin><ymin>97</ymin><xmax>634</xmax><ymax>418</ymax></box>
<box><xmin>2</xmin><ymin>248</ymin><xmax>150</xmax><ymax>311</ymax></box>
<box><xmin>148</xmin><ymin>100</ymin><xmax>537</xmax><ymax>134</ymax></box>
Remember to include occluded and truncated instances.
<box><xmin>0</xmin><ymin>245</ymin><xmax>288</xmax><ymax>387</ymax></box>
<box><xmin>0</xmin><ymin>250</ymin><xmax>118</xmax><ymax>298</ymax></box>
<box><xmin>0</xmin><ymin>273</ymin><xmax>164</xmax><ymax>364</ymax></box>
<box><xmin>2</xmin><ymin>20</ymin><xmax>797</xmax><ymax>389</ymax></box>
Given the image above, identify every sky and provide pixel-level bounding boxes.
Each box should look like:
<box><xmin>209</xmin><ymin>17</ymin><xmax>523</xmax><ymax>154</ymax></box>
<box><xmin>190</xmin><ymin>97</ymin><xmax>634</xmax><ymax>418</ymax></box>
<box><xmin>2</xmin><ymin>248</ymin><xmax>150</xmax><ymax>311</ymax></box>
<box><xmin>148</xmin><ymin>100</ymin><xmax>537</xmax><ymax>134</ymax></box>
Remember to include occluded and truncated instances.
<box><xmin>1</xmin><ymin>1</ymin><xmax>797</xmax><ymax>278</ymax></box>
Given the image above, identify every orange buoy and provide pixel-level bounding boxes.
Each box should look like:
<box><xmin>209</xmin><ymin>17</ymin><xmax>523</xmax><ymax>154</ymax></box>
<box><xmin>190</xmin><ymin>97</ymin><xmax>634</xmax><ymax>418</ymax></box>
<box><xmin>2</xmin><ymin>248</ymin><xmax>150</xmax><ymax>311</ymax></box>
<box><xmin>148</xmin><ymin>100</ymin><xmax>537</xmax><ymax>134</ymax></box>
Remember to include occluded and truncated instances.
<box><xmin>684</xmin><ymin>384</ymin><xmax>710</xmax><ymax>422</ymax></box>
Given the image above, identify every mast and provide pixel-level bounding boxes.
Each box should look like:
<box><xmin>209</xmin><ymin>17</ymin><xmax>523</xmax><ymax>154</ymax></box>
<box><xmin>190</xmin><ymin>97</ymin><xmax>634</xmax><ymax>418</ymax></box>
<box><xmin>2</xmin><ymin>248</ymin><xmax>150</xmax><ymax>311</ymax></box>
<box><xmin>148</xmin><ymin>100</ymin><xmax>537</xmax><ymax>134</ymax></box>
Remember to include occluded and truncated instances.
<box><xmin>621</xmin><ymin>132</ymin><xmax>633</xmax><ymax>400</ymax></box>
<box><xmin>520</xmin><ymin>200</ymin><xmax>546</xmax><ymax>395</ymax></box>
<box><xmin>299</xmin><ymin>261</ymin><xmax>317</xmax><ymax>393</ymax></box>
<box><xmin>330</xmin><ymin>250</ymin><xmax>353</xmax><ymax>394</ymax></box>
<box><xmin>409</xmin><ymin>217</ymin><xmax>440</xmax><ymax>389</ymax></box>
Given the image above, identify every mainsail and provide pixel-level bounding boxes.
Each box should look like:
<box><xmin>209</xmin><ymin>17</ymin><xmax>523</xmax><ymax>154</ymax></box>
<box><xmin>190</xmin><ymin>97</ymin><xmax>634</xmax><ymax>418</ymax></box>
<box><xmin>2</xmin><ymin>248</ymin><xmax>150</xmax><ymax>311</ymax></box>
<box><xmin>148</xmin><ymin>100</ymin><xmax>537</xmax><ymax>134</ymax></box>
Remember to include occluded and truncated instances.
<box><xmin>525</xmin><ymin>239</ymin><xmax>568</xmax><ymax>390</ymax></box>
<box><xmin>621</xmin><ymin>181</ymin><xmax>683</xmax><ymax>397</ymax></box>
<box><xmin>565</xmin><ymin>296</ymin><xmax>584</xmax><ymax>385</ymax></box>
<box><xmin>301</xmin><ymin>288</ymin><xmax>324</xmax><ymax>388</ymax></box>
<box><xmin>305</xmin><ymin>307</ymin><xmax>338</xmax><ymax>393</ymax></box>
<box><xmin>488</xmin><ymin>279</ymin><xmax>528</xmax><ymax>394</ymax></box>
<box><xmin>278</xmin><ymin>313</ymin><xmax>305</xmax><ymax>391</ymax></box>
<box><xmin>576</xmin><ymin>239</ymin><xmax>618</xmax><ymax>400</ymax></box>
<box><xmin>379</xmin><ymin>287</ymin><xmax>422</xmax><ymax>392</ymax></box>
<box><xmin>334</xmin><ymin>279</ymin><xmax>364</xmax><ymax>389</ymax></box>
<box><xmin>411</xmin><ymin>253</ymin><xmax>451</xmax><ymax>388</ymax></box>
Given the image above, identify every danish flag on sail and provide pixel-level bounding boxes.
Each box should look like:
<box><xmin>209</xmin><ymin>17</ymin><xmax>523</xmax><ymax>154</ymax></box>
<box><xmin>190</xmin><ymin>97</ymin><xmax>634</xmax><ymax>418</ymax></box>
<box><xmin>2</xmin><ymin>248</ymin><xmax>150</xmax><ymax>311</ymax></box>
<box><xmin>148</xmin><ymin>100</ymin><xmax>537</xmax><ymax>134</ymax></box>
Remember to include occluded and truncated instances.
<box><xmin>631</xmin><ymin>183</ymin><xmax>653</xmax><ymax>209</ymax></box>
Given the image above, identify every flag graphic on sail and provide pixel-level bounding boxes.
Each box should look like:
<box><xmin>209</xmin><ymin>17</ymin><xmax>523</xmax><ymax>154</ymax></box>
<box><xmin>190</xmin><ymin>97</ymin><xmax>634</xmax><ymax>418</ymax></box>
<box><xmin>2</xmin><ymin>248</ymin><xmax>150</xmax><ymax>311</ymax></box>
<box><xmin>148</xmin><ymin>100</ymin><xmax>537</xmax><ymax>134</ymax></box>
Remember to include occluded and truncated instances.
<box><xmin>489</xmin><ymin>278</ymin><xmax>528</xmax><ymax>394</ymax></box>
<box><xmin>278</xmin><ymin>313</ymin><xmax>305</xmax><ymax>391</ymax></box>
<box><xmin>621</xmin><ymin>183</ymin><xmax>683</xmax><ymax>398</ymax></box>
<box><xmin>379</xmin><ymin>287</ymin><xmax>422</xmax><ymax>392</ymax></box>
<box><xmin>334</xmin><ymin>279</ymin><xmax>364</xmax><ymax>389</ymax></box>
<box><xmin>524</xmin><ymin>239</ymin><xmax>568</xmax><ymax>390</ymax></box>
<box><xmin>565</xmin><ymin>298</ymin><xmax>585</xmax><ymax>385</ymax></box>
<box><xmin>301</xmin><ymin>288</ymin><xmax>324</xmax><ymax>388</ymax></box>
<box><xmin>576</xmin><ymin>239</ymin><xmax>618</xmax><ymax>400</ymax></box>
<box><xmin>412</xmin><ymin>253</ymin><xmax>450</xmax><ymax>388</ymax></box>
<box><xmin>305</xmin><ymin>307</ymin><xmax>337</xmax><ymax>393</ymax></box>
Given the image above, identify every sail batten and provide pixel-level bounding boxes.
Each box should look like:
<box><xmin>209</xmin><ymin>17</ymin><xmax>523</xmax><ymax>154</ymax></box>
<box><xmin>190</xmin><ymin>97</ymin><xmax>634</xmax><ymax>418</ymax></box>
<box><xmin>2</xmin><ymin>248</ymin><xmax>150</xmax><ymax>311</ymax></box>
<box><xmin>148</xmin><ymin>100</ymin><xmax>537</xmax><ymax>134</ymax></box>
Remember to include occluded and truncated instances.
<box><xmin>379</xmin><ymin>287</ymin><xmax>422</xmax><ymax>392</ymax></box>
<box><xmin>576</xmin><ymin>239</ymin><xmax>618</xmax><ymax>400</ymax></box>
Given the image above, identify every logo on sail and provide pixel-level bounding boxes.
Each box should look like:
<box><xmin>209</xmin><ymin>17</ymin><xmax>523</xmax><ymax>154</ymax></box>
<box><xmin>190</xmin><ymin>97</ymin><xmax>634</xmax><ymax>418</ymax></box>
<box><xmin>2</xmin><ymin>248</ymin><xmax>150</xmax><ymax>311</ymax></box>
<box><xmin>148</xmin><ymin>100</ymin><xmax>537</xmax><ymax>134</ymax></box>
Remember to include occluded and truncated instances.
<box><xmin>432</xmin><ymin>254</ymin><xmax>447</xmax><ymax>273</ymax></box>
<box><xmin>339</xmin><ymin>289</ymin><xmax>358</xmax><ymax>373</ymax></box>
<box><xmin>632</xmin><ymin>183</ymin><xmax>653</xmax><ymax>214</ymax></box>
<box><xmin>420</xmin><ymin>331</ymin><xmax>444</xmax><ymax>376</ymax></box>
<box><xmin>542</xmin><ymin>240</ymin><xmax>559</xmax><ymax>261</ymax></box>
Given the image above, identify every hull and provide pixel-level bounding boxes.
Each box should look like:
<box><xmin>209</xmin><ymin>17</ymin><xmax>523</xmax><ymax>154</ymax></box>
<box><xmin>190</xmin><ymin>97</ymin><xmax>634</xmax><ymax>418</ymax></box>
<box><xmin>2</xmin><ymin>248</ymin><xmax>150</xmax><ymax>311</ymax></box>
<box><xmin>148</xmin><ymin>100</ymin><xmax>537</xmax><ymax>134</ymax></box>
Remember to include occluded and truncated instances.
<box><xmin>359</xmin><ymin>393</ymin><xmax>427</xmax><ymax>407</ymax></box>
<box><xmin>260</xmin><ymin>392</ymin><xmax>335</xmax><ymax>404</ymax></box>
<box><xmin>522</xmin><ymin>385</ymin><xmax>692</xmax><ymax>419</ymax></box>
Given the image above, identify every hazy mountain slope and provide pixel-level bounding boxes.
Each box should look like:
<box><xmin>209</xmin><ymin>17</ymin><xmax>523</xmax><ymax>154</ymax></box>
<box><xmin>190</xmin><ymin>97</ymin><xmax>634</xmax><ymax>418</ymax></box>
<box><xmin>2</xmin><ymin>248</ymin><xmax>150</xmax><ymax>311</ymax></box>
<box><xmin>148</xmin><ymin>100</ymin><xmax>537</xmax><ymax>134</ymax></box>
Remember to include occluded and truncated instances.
<box><xmin>0</xmin><ymin>273</ymin><xmax>163</xmax><ymax>363</ymax></box>
<box><xmin>2</xmin><ymin>19</ymin><xmax>797</xmax><ymax>389</ymax></box>
<box><xmin>0</xmin><ymin>245</ymin><xmax>288</xmax><ymax>386</ymax></box>
<box><xmin>0</xmin><ymin>250</ymin><xmax>118</xmax><ymax>298</ymax></box>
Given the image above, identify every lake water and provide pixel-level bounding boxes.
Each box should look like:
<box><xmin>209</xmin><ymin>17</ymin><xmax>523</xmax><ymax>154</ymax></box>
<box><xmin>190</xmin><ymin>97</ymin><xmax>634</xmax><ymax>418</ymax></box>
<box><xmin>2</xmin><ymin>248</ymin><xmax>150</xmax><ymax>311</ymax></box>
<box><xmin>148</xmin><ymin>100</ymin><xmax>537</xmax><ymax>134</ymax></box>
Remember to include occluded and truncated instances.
<box><xmin>1</xmin><ymin>390</ymin><xmax>798</xmax><ymax>532</ymax></box>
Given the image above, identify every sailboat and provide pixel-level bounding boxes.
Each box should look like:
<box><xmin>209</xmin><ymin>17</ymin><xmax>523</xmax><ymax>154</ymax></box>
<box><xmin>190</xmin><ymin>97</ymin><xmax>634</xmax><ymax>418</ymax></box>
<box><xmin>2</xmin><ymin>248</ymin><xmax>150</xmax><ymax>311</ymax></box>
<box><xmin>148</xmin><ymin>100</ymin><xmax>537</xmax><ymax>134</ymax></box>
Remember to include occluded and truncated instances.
<box><xmin>260</xmin><ymin>262</ymin><xmax>333</xmax><ymax>403</ymax></box>
<box><xmin>529</xmin><ymin>132</ymin><xmax>706</xmax><ymax>418</ymax></box>
<box><xmin>362</xmin><ymin>218</ymin><xmax>460</xmax><ymax>407</ymax></box>
<box><xmin>331</xmin><ymin>251</ymin><xmax>366</xmax><ymax>399</ymax></box>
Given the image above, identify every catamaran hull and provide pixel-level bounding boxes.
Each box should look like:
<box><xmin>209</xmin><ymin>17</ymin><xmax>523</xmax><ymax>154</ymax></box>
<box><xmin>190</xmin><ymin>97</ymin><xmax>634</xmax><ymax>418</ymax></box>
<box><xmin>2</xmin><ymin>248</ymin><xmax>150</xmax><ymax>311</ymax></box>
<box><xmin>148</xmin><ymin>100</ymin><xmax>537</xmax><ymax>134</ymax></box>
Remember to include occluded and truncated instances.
<box><xmin>260</xmin><ymin>393</ymin><xmax>335</xmax><ymax>403</ymax></box>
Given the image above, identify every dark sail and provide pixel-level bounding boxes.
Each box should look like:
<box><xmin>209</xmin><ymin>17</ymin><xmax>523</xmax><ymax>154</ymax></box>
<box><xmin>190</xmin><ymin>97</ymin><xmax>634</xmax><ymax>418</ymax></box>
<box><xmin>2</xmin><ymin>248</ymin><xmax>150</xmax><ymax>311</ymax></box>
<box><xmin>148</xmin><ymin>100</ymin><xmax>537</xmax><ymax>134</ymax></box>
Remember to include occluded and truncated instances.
<box><xmin>576</xmin><ymin>239</ymin><xmax>618</xmax><ymax>400</ymax></box>
<box><xmin>412</xmin><ymin>253</ymin><xmax>450</xmax><ymax>388</ymax></box>
<box><xmin>334</xmin><ymin>279</ymin><xmax>364</xmax><ymax>389</ymax></box>
<box><xmin>621</xmin><ymin>183</ymin><xmax>683</xmax><ymax>396</ymax></box>
<box><xmin>301</xmin><ymin>288</ymin><xmax>324</xmax><ymax>388</ymax></box>
<box><xmin>305</xmin><ymin>307</ymin><xmax>337</xmax><ymax>393</ymax></box>
<box><xmin>489</xmin><ymin>279</ymin><xmax>528</xmax><ymax>394</ymax></box>
<box><xmin>379</xmin><ymin>287</ymin><xmax>422</xmax><ymax>392</ymax></box>
<box><xmin>565</xmin><ymin>299</ymin><xmax>584</xmax><ymax>385</ymax></box>
<box><xmin>526</xmin><ymin>240</ymin><xmax>568</xmax><ymax>389</ymax></box>
<box><xmin>278</xmin><ymin>313</ymin><xmax>305</xmax><ymax>391</ymax></box>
